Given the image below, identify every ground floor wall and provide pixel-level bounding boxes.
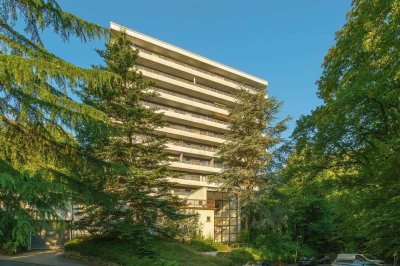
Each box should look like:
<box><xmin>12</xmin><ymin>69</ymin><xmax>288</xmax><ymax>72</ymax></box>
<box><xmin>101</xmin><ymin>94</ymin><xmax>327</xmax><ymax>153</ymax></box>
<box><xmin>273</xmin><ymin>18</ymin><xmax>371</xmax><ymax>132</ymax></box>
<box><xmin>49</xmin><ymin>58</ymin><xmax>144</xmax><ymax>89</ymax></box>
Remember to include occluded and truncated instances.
<box><xmin>176</xmin><ymin>186</ymin><xmax>239</xmax><ymax>243</ymax></box>
<box><xmin>197</xmin><ymin>209</ymin><xmax>215</xmax><ymax>239</ymax></box>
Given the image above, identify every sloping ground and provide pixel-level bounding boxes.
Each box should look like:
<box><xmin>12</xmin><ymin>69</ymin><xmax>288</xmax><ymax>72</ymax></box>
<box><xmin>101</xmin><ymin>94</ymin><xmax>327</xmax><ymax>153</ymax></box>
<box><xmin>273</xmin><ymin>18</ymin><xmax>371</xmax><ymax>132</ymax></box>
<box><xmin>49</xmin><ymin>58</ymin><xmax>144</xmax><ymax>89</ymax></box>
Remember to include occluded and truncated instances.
<box><xmin>64</xmin><ymin>238</ymin><xmax>234</xmax><ymax>266</ymax></box>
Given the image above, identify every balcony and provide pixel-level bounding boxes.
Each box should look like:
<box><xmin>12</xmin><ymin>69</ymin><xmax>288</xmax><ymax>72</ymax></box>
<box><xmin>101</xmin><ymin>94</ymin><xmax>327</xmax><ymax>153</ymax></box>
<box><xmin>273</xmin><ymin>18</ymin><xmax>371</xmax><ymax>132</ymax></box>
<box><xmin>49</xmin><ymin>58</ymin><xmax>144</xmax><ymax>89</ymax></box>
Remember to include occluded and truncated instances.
<box><xmin>138</xmin><ymin>66</ymin><xmax>236</xmax><ymax>105</ymax></box>
<box><xmin>137</xmin><ymin>48</ymin><xmax>258</xmax><ymax>93</ymax></box>
<box><xmin>143</xmin><ymin>102</ymin><xmax>229</xmax><ymax>132</ymax></box>
<box><xmin>165</xmin><ymin>143</ymin><xmax>216</xmax><ymax>159</ymax></box>
<box><xmin>155</xmin><ymin>126</ymin><xmax>225</xmax><ymax>146</ymax></box>
<box><xmin>150</xmin><ymin>87</ymin><xmax>229</xmax><ymax>116</ymax></box>
<box><xmin>170</xmin><ymin>139</ymin><xmax>217</xmax><ymax>152</ymax></box>
<box><xmin>184</xmin><ymin>199</ymin><xmax>216</xmax><ymax>209</ymax></box>
<box><xmin>168</xmin><ymin>161</ymin><xmax>222</xmax><ymax>174</ymax></box>
<box><xmin>167</xmin><ymin>176</ymin><xmax>219</xmax><ymax>188</ymax></box>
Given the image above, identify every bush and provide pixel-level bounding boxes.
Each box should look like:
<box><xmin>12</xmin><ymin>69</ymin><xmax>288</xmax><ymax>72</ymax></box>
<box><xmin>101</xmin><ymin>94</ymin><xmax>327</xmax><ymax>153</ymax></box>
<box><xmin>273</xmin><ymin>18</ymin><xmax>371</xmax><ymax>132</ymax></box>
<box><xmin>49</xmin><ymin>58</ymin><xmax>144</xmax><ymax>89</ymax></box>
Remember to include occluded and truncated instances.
<box><xmin>190</xmin><ymin>238</ymin><xmax>217</xmax><ymax>252</ymax></box>
<box><xmin>226</xmin><ymin>248</ymin><xmax>254</xmax><ymax>265</ymax></box>
<box><xmin>211</xmin><ymin>241</ymin><xmax>230</xmax><ymax>252</ymax></box>
<box><xmin>247</xmin><ymin>232</ymin><xmax>319</xmax><ymax>264</ymax></box>
<box><xmin>190</xmin><ymin>237</ymin><xmax>230</xmax><ymax>252</ymax></box>
<box><xmin>0</xmin><ymin>240</ymin><xmax>25</xmax><ymax>255</ymax></box>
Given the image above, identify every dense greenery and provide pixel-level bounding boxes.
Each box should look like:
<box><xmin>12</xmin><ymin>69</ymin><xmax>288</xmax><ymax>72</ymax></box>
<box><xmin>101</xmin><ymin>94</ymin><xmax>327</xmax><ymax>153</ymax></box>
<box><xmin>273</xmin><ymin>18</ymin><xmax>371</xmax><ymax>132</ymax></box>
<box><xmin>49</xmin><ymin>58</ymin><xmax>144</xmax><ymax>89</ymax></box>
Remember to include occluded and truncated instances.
<box><xmin>0</xmin><ymin>0</ymin><xmax>115</xmax><ymax>252</ymax></box>
<box><xmin>65</xmin><ymin>237</ymin><xmax>233</xmax><ymax>266</ymax></box>
<box><xmin>2</xmin><ymin>0</ymin><xmax>399</xmax><ymax>263</ymax></box>
<box><xmin>282</xmin><ymin>0</ymin><xmax>400</xmax><ymax>260</ymax></box>
<box><xmin>213</xmin><ymin>0</ymin><xmax>400</xmax><ymax>262</ymax></box>
<box><xmin>75</xmin><ymin>31</ymin><xmax>184</xmax><ymax>241</ymax></box>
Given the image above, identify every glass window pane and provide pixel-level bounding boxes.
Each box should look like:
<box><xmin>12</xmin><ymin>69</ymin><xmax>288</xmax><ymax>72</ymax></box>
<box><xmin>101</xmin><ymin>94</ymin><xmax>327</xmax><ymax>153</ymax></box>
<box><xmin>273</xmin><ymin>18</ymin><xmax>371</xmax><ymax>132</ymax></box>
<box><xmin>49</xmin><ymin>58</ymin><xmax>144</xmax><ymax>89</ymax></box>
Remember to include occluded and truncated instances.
<box><xmin>215</xmin><ymin>200</ymin><xmax>223</xmax><ymax>209</ymax></box>
<box><xmin>229</xmin><ymin>200</ymin><xmax>237</xmax><ymax>209</ymax></box>
<box><xmin>230</xmin><ymin>225</ymin><xmax>237</xmax><ymax>233</ymax></box>
<box><xmin>215</xmin><ymin>218</ymin><xmax>222</xmax><ymax>226</ymax></box>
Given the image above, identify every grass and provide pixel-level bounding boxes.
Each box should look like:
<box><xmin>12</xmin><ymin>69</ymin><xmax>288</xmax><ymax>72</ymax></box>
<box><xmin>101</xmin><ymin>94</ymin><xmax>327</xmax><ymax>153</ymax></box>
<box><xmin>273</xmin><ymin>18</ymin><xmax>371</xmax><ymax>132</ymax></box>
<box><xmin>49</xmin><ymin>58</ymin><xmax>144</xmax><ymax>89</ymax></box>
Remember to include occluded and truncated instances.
<box><xmin>64</xmin><ymin>237</ymin><xmax>234</xmax><ymax>266</ymax></box>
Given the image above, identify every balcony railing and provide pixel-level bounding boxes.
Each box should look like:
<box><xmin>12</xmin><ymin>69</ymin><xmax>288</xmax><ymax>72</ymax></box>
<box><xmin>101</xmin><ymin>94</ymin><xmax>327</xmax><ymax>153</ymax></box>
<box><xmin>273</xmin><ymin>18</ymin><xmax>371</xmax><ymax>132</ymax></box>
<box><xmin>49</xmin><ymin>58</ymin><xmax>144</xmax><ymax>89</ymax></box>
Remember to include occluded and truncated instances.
<box><xmin>151</xmin><ymin>87</ymin><xmax>228</xmax><ymax>111</ymax></box>
<box><xmin>168</xmin><ymin>140</ymin><xmax>217</xmax><ymax>152</ymax></box>
<box><xmin>178</xmin><ymin>175</ymin><xmax>201</xmax><ymax>181</ymax></box>
<box><xmin>138</xmin><ymin>65</ymin><xmax>235</xmax><ymax>98</ymax></box>
<box><xmin>185</xmin><ymin>199</ymin><xmax>216</xmax><ymax>209</ymax></box>
<box><xmin>168</xmin><ymin>124</ymin><xmax>224</xmax><ymax>139</ymax></box>
<box><xmin>180</xmin><ymin>158</ymin><xmax>223</xmax><ymax>169</ymax></box>
<box><xmin>138</xmin><ymin>48</ymin><xmax>257</xmax><ymax>92</ymax></box>
<box><xmin>143</xmin><ymin>102</ymin><xmax>229</xmax><ymax>126</ymax></box>
<box><xmin>172</xmin><ymin>174</ymin><xmax>210</xmax><ymax>182</ymax></box>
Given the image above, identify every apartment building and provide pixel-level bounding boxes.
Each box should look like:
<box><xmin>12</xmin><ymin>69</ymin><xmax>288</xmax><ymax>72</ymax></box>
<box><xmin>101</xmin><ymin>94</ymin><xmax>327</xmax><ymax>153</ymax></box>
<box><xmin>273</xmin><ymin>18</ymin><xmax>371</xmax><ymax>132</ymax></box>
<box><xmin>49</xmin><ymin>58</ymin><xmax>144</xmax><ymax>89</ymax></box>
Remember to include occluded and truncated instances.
<box><xmin>110</xmin><ymin>22</ymin><xmax>268</xmax><ymax>242</ymax></box>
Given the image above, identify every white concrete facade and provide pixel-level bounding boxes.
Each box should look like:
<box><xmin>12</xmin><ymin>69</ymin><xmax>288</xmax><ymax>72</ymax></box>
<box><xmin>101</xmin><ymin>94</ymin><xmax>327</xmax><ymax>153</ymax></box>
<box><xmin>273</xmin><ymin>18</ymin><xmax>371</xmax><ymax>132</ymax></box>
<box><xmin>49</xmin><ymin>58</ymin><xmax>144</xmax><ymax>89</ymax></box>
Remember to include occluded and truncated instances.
<box><xmin>110</xmin><ymin>22</ymin><xmax>267</xmax><ymax>242</ymax></box>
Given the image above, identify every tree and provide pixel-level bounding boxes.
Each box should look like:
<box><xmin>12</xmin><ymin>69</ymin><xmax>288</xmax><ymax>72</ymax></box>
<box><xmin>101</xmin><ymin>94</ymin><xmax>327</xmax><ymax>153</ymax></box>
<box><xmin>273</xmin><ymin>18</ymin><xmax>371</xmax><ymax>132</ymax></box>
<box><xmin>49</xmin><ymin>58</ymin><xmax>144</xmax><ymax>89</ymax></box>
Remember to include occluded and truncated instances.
<box><xmin>0</xmin><ymin>0</ymin><xmax>115</xmax><ymax>251</ymax></box>
<box><xmin>281</xmin><ymin>146</ymin><xmax>339</xmax><ymax>253</ymax></box>
<box><xmin>164</xmin><ymin>210</ymin><xmax>202</xmax><ymax>243</ymax></box>
<box><xmin>76</xmin><ymin>31</ymin><xmax>184</xmax><ymax>241</ymax></box>
<box><xmin>213</xmin><ymin>87</ymin><xmax>288</xmax><ymax>241</ymax></box>
<box><xmin>286</xmin><ymin>0</ymin><xmax>400</xmax><ymax>258</ymax></box>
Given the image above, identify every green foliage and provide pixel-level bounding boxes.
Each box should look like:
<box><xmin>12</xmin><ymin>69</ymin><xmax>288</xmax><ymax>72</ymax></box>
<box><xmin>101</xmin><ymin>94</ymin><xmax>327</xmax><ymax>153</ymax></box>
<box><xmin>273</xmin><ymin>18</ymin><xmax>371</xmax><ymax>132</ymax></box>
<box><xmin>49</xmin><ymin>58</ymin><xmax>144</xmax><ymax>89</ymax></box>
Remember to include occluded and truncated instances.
<box><xmin>190</xmin><ymin>237</ymin><xmax>230</xmax><ymax>252</ymax></box>
<box><xmin>65</xmin><ymin>237</ymin><xmax>233</xmax><ymax>266</ymax></box>
<box><xmin>284</xmin><ymin>0</ymin><xmax>400</xmax><ymax>259</ymax></box>
<box><xmin>190</xmin><ymin>238</ymin><xmax>218</xmax><ymax>252</ymax></box>
<box><xmin>280</xmin><ymin>150</ymin><xmax>339</xmax><ymax>253</ymax></box>
<box><xmin>163</xmin><ymin>211</ymin><xmax>201</xmax><ymax>243</ymax></box>
<box><xmin>252</xmin><ymin>232</ymin><xmax>315</xmax><ymax>263</ymax></box>
<box><xmin>225</xmin><ymin>248</ymin><xmax>254</xmax><ymax>265</ymax></box>
<box><xmin>1</xmin><ymin>240</ymin><xmax>24</xmax><ymax>254</ymax></box>
<box><xmin>190</xmin><ymin>236</ymin><xmax>230</xmax><ymax>252</ymax></box>
<box><xmin>214</xmin><ymin>87</ymin><xmax>288</xmax><ymax>204</ymax></box>
<box><xmin>213</xmin><ymin>87</ymin><xmax>289</xmax><ymax>240</ymax></box>
<box><xmin>0</xmin><ymin>0</ymin><xmax>115</xmax><ymax>251</ymax></box>
<box><xmin>209</xmin><ymin>240</ymin><xmax>230</xmax><ymax>252</ymax></box>
<box><xmin>75</xmin><ymin>31</ymin><xmax>184</xmax><ymax>241</ymax></box>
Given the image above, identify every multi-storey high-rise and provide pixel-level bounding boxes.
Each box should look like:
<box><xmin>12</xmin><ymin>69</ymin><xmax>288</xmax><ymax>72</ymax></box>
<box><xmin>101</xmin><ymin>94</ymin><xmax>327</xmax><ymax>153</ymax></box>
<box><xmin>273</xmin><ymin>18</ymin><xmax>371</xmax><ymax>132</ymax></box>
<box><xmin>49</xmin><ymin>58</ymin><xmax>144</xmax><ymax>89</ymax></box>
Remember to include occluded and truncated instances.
<box><xmin>110</xmin><ymin>22</ymin><xmax>268</xmax><ymax>242</ymax></box>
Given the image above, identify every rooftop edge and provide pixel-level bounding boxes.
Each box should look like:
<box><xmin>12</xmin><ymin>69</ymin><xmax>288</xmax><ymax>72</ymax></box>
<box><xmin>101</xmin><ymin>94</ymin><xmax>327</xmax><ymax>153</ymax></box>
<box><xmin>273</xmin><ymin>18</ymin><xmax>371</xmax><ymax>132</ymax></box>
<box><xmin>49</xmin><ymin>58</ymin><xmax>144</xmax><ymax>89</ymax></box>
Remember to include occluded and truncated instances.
<box><xmin>110</xmin><ymin>22</ymin><xmax>268</xmax><ymax>87</ymax></box>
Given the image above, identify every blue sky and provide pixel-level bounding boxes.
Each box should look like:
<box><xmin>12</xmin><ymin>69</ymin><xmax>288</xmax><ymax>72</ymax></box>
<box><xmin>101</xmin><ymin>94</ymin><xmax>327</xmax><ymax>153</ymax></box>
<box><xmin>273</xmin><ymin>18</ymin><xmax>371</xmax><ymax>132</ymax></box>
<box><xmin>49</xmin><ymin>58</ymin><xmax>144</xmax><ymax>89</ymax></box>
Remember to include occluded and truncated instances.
<box><xmin>44</xmin><ymin>0</ymin><xmax>352</xmax><ymax>138</ymax></box>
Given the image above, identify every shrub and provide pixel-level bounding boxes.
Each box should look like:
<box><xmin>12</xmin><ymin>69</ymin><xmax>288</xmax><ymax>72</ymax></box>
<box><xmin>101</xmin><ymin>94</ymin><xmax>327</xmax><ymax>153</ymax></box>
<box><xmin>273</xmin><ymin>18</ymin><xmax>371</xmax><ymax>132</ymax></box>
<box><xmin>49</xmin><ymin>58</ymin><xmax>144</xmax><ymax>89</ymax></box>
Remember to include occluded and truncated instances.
<box><xmin>0</xmin><ymin>240</ymin><xmax>25</xmax><ymax>255</ymax></box>
<box><xmin>164</xmin><ymin>211</ymin><xmax>202</xmax><ymax>243</ymax></box>
<box><xmin>190</xmin><ymin>238</ymin><xmax>217</xmax><ymax>252</ymax></box>
<box><xmin>226</xmin><ymin>248</ymin><xmax>254</xmax><ymax>265</ymax></box>
<box><xmin>190</xmin><ymin>237</ymin><xmax>231</xmax><ymax>252</ymax></box>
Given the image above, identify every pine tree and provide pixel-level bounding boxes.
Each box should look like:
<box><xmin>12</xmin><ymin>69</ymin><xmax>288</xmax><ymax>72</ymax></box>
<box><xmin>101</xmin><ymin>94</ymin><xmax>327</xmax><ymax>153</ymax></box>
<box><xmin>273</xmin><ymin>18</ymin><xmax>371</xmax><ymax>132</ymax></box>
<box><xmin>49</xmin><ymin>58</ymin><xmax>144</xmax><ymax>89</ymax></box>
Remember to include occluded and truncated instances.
<box><xmin>213</xmin><ymin>87</ymin><xmax>288</xmax><ymax>241</ymax></box>
<box><xmin>0</xmin><ymin>0</ymin><xmax>115</xmax><ymax>251</ymax></box>
<box><xmin>76</xmin><ymin>31</ymin><xmax>183</xmax><ymax>241</ymax></box>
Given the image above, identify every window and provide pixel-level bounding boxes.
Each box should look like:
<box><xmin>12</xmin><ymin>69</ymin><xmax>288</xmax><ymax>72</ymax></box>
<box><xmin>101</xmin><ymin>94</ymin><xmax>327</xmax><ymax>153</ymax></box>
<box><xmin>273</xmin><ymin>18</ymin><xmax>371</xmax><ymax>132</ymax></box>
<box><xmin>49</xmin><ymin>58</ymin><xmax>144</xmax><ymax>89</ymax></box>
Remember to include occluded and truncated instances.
<box><xmin>206</xmin><ymin>216</ymin><xmax>211</xmax><ymax>222</ymax></box>
<box><xmin>213</xmin><ymin>194</ymin><xmax>238</xmax><ymax>243</ymax></box>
